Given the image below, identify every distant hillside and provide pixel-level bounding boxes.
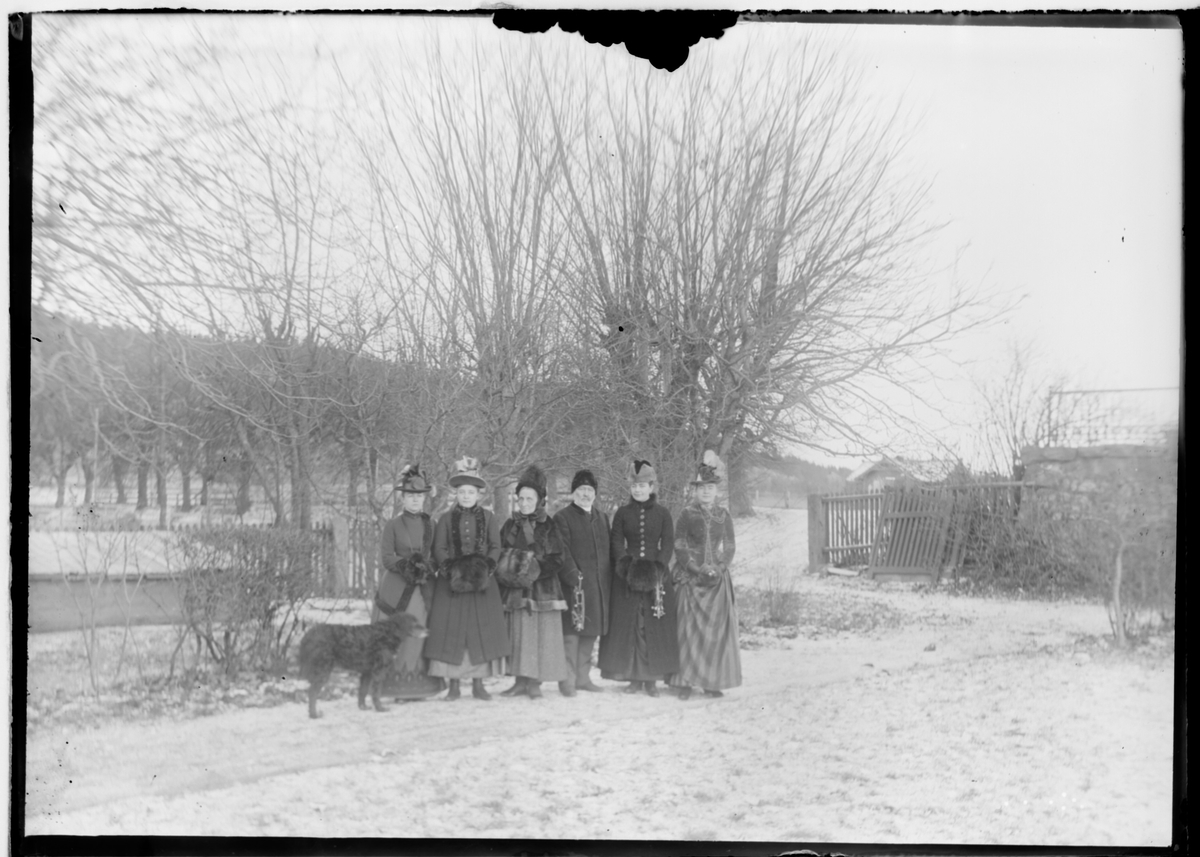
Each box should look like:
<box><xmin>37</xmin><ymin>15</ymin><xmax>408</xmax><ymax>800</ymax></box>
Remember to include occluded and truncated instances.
<box><xmin>745</xmin><ymin>456</ymin><xmax>849</xmax><ymax>505</ymax></box>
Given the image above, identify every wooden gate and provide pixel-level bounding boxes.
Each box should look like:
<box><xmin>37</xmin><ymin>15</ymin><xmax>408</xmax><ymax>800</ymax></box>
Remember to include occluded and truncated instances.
<box><xmin>808</xmin><ymin>491</ymin><xmax>886</xmax><ymax>570</ymax></box>
<box><xmin>348</xmin><ymin>515</ymin><xmax>382</xmax><ymax>597</ymax></box>
<box><xmin>867</xmin><ymin>486</ymin><xmax>953</xmax><ymax>583</ymax></box>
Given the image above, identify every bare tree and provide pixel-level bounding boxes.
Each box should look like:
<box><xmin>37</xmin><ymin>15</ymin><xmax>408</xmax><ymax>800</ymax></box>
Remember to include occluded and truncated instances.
<box><xmin>358</xmin><ymin>38</ymin><xmax>594</xmax><ymax>512</ymax></box>
<box><xmin>540</xmin><ymin>42</ymin><xmax>990</xmax><ymax>509</ymax></box>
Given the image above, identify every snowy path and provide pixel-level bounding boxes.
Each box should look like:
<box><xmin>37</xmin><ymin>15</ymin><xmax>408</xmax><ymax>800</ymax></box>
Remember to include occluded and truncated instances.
<box><xmin>24</xmin><ymin>588</ymin><xmax>1175</xmax><ymax>844</ymax></box>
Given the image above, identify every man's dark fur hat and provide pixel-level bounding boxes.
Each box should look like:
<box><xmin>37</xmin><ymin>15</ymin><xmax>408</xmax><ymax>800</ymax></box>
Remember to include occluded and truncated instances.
<box><xmin>495</xmin><ymin>548</ymin><xmax>541</xmax><ymax>588</ymax></box>
<box><xmin>571</xmin><ymin>469</ymin><xmax>598</xmax><ymax>492</ymax></box>
<box><xmin>626</xmin><ymin>557</ymin><xmax>662</xmax><ymax>593</ymax></box>
<box><xmin>447</xmin><ymin>554</ymin><xmax>492</xmax><ymax>593</ymax></box>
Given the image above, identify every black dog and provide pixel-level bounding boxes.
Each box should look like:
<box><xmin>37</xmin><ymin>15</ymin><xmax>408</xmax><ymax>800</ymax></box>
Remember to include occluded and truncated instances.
<box><xmin>297</xmin><ymin>612</ymin><xmax>427</xmax><ymax>719</ymax></box>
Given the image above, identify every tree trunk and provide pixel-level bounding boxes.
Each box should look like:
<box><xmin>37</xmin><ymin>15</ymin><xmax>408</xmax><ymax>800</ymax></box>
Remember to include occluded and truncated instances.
<box><xmin>347</xmin><ymin>451</ymin><xmax>360</xmax><ymax>509</ymax></box>
<box><xmin>112</xmin><ymin>455</ymin><xmax>128</xmax><ymax>504</ymax></box>
<box><xmin>82</xmin><ymin>457</ymin><xmax>95</xmax><ymax>506</ymax></box>
<box><xmin>728</xmin><ymin>471</ymin><xmax>755</xmax><ymax>517</ymax></box>
<box><xmin>136</xmin><ymin>460</ymin><xmax>150</xmax><ymax>509</ymax></box>
<box><xmin>156</xmin><ymin>462</ymin><xmax>168</xmax><ymax>529</ymax></box>
<box><xmin>54</xmin><ymin>464</ymin><xmax>69</xmax><ymax>508</ymax></box>
<box><xmin>181</xmin><ymin>470</ymin><xmax>192</xmax><ymax>511</ymax></box>
<box><xmin>199</xmin><ymin>473</ymin><xmax>210</xmax><ymax>507</ymax></box>
<box><xmin>236</xmin><ymin>458</ymin><xmax>253</xmax><ymax>517</ymax></box>
<box><xmin>290</xmin><ymin>426</ymin><xmax>312</xmax><ymax>531</ymax></box>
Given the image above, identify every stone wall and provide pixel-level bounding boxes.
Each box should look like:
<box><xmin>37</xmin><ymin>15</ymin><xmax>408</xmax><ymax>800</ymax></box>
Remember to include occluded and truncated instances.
<box><xmin>1020</xmin><ymin>442</ymin><xmax>1177</xmax><ymax>612</ymax></box>
<box><xmin>1021</xmin><ymin>444</ymin><xmax>1178</xmax><ymax>498</ymax></box>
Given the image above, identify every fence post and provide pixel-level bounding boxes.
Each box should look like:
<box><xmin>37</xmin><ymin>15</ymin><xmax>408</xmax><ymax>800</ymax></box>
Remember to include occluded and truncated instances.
<box><xmin>807</xmin><ymin>494</ymin><xmax>824</xmax><ymax>573</ymax></box>
<box><xmin>330</xmin><ymin>516</ymin><xmax>350</xmax><ymax>595</ymax></box>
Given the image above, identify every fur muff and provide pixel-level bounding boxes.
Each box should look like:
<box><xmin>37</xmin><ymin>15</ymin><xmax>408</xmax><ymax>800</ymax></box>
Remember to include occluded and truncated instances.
<box><xmin>396</xmin><ymin>552</ymin><xmax>432</xmax><ymax>586</ymax></box>
<box><xmin>298</xmin><ymin>611</ymin><xmax>427</xmax><ymax>719</ymax></box>
<box><xmin>494</xmin><ymin>548</ymin><xmax>541</xmax><ymax>589</ymax></box>
<box><xmin>626</xmin><ymin>557</ymin><xmax>662</xmax><ymax>593</ymax></box>
<box><xmin>447</xmin><ymin>554</ymin><xmax>493</xmax><ymax>593</ymax></box>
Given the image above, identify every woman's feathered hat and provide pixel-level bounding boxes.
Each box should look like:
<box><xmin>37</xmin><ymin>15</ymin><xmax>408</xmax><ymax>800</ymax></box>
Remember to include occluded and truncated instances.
<box><xmin>690</xmin><ymin>450</ymin><xmax>724</xmax><ymax>485</ymax></box>
<box><xmin>394</xmin><ymin>464</ymin><xmax>432</xmax><ymax>494</ymax></box>
<box><xmin>628</xmin><ymin>458</ymin><xmax>657</xmax><ymax>484</ymax></box>
<box><xmin>448</xmin><ymin>456</ymin><xmax>486</xmax><ymax>489</ymax></box>
<box><xmin>515</xmin><ymin>464</ymin><xmax>547</xmax><ymax>502</ymax></box>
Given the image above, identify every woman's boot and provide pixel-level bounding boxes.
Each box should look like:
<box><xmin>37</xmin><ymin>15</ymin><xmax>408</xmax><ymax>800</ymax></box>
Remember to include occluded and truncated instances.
<box><xmin>472</xmin><ymin>678</ymin><xmax>492</xmax><ymax>701</ymax></box>
<box><xmin>526</xmin><ymin>681</ymin><xmax>543</xmax><ymax>699</ymax></box>
<box><xmin>500</xmin><ymin>677</ymin><xmax>527</xmax><ymax>697</ymax></box>
<box><xmin>677</xmin><ymin>686</ymin><xmax>693</xmax><ymax>701</ymax></box>
<box><xmin>644</xmin><ymin>680</ymin><xmax>660</xmax><ymax>698</ymax></box>
<box><xmin>623</xmin><ymin>681</ymin><xmax>642</xmax><ymax>694</ymax></box>
<box><xmin>446</xmin><ymin>679</ymin><xmax>461</xmax><ymax>701</ymax></box>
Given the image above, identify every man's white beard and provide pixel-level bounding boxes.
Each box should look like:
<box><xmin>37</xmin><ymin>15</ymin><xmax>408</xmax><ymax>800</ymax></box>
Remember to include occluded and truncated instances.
<box><xmin>574</xmin><ymin>499</ymin><xmax>593</xmax><ymax>512</ymax></box>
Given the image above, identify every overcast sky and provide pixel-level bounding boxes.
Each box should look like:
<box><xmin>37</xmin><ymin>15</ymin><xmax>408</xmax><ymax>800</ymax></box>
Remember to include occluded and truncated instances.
<box><xmin>699</xmin><ymin>21</ymin><xmax>1181</xmax><ymax>464</ymax></box>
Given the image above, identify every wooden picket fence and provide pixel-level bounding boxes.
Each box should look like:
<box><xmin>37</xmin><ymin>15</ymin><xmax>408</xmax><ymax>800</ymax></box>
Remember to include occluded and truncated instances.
<box><xmin>809</xmin><ymin>482</ymin><xmax>1031</xmax><ymax>582</ymax></box>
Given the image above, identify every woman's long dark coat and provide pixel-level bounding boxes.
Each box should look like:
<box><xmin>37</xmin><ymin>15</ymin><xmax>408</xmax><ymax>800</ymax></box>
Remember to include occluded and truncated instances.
<box><xmin>372</xmin><ymin>511</ymin><xmax>436</xmax><ymax>621</ymax></box>
<box><xmin>597</xmin><ymin>495</ymin><xmax>679</xmax><ymax>679</ymax></box>
<box><xmin>422</xmin><ymin>506</ymin><xmax>511</xmax><ymax>666</ymax></box>
<box><xmin>552</xmin><ymin>502</ymin><xmax>612</xmax><ymax>637</ymax></box>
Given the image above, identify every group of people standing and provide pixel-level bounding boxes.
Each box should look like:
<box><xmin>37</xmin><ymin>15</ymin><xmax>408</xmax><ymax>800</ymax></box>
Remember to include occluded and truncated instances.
<box><xmin>372</xmin><ymin>454</ymin><xmax>742</xmax><ymax>702</ymax></box>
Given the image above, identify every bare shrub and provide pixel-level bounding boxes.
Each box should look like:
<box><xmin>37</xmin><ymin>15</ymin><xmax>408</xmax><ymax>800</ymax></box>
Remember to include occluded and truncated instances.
<box><xmin>176</xmin><ymin>527</ymin><xmax>325</xmax><ymax>676</ymax></box>
<box><xmin>736</xmin><ymin>568</ymin><xmax>801</xmax><ymax>630</ymax></box>
<box><xmin>947</xmin><ymin>472</ymin><xmax>1176</xmax><ymax>645</ymax></box>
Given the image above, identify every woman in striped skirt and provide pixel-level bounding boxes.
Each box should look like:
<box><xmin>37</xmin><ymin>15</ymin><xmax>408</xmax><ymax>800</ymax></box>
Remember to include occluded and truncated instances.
<box><xmin>669</xmin><ymin>454</ymin><xmax>742</xmax><ymax>700</ymax></box>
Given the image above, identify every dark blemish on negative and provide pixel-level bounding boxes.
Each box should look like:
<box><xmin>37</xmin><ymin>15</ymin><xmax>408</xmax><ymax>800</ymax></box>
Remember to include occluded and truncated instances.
<box><xmin>492</xmin><ymin>11</ymin><xmax>739</xmax><ymax>73</ymax></box>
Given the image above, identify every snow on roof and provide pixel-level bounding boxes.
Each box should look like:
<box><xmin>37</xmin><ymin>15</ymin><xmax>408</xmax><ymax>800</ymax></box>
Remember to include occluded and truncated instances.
<box><xmin>846</xmin><ymin>455</ymin><xmax>956</xmax><ymax>484</ymax></box>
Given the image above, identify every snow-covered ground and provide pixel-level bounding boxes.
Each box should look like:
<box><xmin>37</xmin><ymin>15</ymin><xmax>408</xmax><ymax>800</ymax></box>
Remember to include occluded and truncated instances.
<box><xmin>22</xmin><ymin>510</ymin><xmax>1176</xmax><ymax>845</ymax></box>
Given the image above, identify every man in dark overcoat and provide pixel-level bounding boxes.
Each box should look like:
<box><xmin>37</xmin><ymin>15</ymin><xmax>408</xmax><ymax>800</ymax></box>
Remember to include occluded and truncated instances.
<box><xmin>552</xmin><ymin>468</ymin><xmax>611</xmax><ymax>695</ymax></box>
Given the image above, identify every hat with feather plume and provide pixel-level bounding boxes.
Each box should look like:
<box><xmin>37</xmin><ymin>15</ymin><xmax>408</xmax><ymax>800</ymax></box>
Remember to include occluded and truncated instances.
<box><xmin>449</xmin><ymin>456</ymin><xmax>486</xmax><ymax>489</ymax></box>
<box><xmin>393</xmin><ymin>463</ymin><xmax>432</xmax><ymax>494</ymax></box>
<box><xmin>690</xmin><ymin>450</ymin><xmax>724</xmax><ymax>485</ymax></box>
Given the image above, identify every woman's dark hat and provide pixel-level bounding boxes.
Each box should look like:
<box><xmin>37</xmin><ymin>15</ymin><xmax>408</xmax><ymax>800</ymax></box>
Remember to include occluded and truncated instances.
<box><xmin>690</xmin><ymin>464</ymin><xmax>721</xmax><ymax>485</ymax></box>
<box><xmin>449</xmin><ymin>456</ymin><xmax>487</xmax><ymax>489</ymax></box>
<box><xmin>571</xmin><ymin>469</ymin><xmax>598</xmax><ymax>492</ymax></box>
<box><xmin>516</xmin><ymin>464</ymin><xmax>547</xmax><ymax>502</ymax></box>
<box><xmin>628</xmin><ymin>459</ymin><xmax>656</xmax><ymax>484</ymax></box>
<box><xmin>690</xmin><ymin>450</ymin><xmax>724</xmax><ymax>485</ymax></box>
<box><xmin>394</xmin><ymin>464</ymin><xmax>432</xmax><ymax>494</ymax></box>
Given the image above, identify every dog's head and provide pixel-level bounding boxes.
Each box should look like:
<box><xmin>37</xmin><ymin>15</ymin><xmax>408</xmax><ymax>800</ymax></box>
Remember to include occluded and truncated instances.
<box><xmin>385</xmin><ymin>611</ymin><xmax>429</xmax><ymax>639</ymax></box>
